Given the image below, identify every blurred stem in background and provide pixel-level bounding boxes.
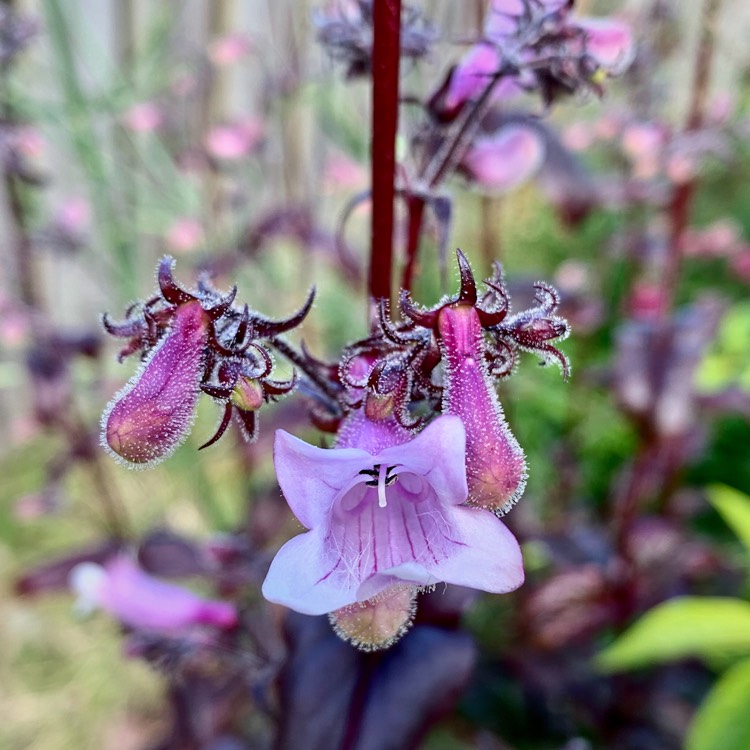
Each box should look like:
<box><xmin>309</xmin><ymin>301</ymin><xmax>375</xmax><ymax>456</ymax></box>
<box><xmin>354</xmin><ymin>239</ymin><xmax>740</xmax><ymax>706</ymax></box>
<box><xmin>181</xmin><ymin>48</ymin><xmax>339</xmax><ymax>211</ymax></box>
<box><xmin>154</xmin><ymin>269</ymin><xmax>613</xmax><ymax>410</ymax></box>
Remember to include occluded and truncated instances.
<box><xmin>113</xmin><ymin>0</ymin><xmax>135</xmax><ymax>242</ymax></box>
<box><xmin>661</xmin><ymin>0</ymin><xmax>722</xmax><ymax>319</ymax></box>
<box><xmin>204</xmin><ymin>0</ymin><xmax>230</xmax><ymax>228</ymax></box>
<box><xmin>42</xmin><ymin>0</ymin><xmax>137</xmax><ymax>301</ymax></box>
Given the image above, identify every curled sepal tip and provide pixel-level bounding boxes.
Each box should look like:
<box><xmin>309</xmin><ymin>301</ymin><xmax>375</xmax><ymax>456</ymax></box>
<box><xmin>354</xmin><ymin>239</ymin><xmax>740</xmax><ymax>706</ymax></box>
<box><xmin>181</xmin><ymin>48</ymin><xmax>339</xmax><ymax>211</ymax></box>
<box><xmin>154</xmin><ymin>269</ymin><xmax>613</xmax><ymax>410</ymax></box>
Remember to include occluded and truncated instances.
<box><xmin>329</xmin><ymin>585</ymin><xmax>418</xmax><ymax>652</ymax></box>
<box><xmin>157</xmin><ymin>256</ymin><xmax>195</xmax><ymax>306</ymax></box>
<box><xmin>102</xmin><ymin>301</ymin><xmax>209</xmax><ymax>468</ymax></box>
<box><xmin>456</xmin><ymin>249</ymin><xmax>477</xmax><ymax>305</ymax></box>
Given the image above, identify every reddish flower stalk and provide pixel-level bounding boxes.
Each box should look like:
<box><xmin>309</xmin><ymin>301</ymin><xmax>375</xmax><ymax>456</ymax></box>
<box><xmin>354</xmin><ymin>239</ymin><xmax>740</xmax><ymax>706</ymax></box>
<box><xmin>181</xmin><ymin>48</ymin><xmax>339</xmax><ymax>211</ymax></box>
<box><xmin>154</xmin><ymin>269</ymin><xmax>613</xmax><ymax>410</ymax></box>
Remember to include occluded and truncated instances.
<box><xmin>400</xmin><ymin>193</ymin><xmax>425</xmax><ymax>292</ymax></box>
<box><xmin>660</xmin><ymin>0</ymin><xmax>722</xmax><ymax>320</ymax></box>
<box><xmin>368</xmin><ymin>0</ymin><xmax>402</xmax><ymax>304</ymax></box>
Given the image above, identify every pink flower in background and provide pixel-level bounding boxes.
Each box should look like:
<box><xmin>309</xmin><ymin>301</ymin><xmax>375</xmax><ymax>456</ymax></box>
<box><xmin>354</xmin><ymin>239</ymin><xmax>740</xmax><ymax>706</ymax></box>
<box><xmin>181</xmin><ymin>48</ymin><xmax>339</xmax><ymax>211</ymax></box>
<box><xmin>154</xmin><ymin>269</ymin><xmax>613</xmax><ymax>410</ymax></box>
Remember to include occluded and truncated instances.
<box><xmin>730</xmin><ymin>250</ymin><xmax>750</xmax><ymax>283</ymax></box>
<box><xmin>14</xmin><ymin>125</ymin><xmax>44</xmax><ymax>159</ymax></box>
<box><xmin>621</xmin><ymin>121</ymin><xmax>666</xmax><ymax>160</ymax></box>
<box><xmin>209</xmin><ymin>33</ymin><xmax>252</xmax><ymax>66</ymax></box>
<box><xmin>485</xmin><ymin>0</ymin><xmax>568</xmax><ymax>38</ymax></box>
<box><xmin>666</xmin><ymin>152</ymin><xmax>697</xmax><ymax>185</ymax></box>
<box><xmin>576</xmin><ymin>17</ymin><xmax>635</xmax><ymax>75</ymax></box>
<box><xmin>122</xmin><ymin>102</ymin><xmax>164</xmax><ymax>133</ymax></box>
<box><xmin>562</xmin><ymin>121</ymin><xmax>595</xmax><ymax>152</ymax></box>
<box><xmin>205</xmin><ymin>119</ymin><xmax>263</xmax><ymax>160</ymax></box>
<box><xmin>460</xmin><ymin>125</ymin><xmax>545</xmax><ymax>194</ymax></box>
<box><xmin>262</xmin><ymin>414</ymin><xmax>524</xmax><ymax>617</ymax></box>
<box><xmin>438</xmin><ymin>43</ymin><xmax>521</xmax><ymax>118</ymax></box>
<box><xmin>55</xmin><ymin>197</ymin><xmax>90</xmax><ymax>235</ymax></box>
<box><xmin>166</xmin><ymin>217</ymin><xmax>204</xmax><ymax>253</ymax></box>
<box><xmin>323</xmin><ymin>151</ymin><xmax>368</xmax><ymax>190</ymax></box>
<box><xmin>621</xmin><ymin>121</ymin><xmax>668</xmax><ymax>180</ymax></box>
<box><xmin>627</xmin><ymin>282</ymin><xmax>666</xmax><ymax>322</ymax></box>
<box><xmin>70</xmin><ymin>555</ymin><xmax>237</xmax><ymax>632</ymax></box>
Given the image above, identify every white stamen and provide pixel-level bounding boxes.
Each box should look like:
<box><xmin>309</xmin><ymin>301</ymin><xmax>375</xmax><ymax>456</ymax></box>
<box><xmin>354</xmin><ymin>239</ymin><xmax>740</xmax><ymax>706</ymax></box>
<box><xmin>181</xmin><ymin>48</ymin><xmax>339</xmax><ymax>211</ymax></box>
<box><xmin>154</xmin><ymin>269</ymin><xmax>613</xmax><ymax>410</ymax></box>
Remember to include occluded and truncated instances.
<box><xmin>377</xmin><ymin>463</ymin><xmax>389</xmax><ymax>508</ymax></box>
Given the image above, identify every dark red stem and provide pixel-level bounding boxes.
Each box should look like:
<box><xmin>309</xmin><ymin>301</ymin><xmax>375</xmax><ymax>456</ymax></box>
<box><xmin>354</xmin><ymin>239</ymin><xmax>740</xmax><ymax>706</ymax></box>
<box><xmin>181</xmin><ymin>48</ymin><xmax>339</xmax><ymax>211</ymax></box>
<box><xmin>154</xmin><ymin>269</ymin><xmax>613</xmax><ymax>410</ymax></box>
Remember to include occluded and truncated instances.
<box><xmin>368</xmin><ymin>0</ymin><xmax>402</xmax><ymax>305</ymax></box>
<box><xmin>400</xmin><ymin>194</ymin><xmax>425</xmax><ymax>293</ymax></box>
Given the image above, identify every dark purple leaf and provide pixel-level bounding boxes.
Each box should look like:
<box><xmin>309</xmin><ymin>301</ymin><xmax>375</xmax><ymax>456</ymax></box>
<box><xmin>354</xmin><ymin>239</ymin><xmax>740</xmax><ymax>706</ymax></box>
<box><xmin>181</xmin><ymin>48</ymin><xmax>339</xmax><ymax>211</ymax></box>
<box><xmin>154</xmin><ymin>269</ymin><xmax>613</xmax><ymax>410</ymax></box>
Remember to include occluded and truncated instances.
<box><xmin>277</xmin><ymin>613</ymin><xmax>476</xmax><ymax>750</ymax></box>
<box><xmin>138</xmin><ymin>529</ymin><xmax>207</xmax><ymax>578</ymax></box>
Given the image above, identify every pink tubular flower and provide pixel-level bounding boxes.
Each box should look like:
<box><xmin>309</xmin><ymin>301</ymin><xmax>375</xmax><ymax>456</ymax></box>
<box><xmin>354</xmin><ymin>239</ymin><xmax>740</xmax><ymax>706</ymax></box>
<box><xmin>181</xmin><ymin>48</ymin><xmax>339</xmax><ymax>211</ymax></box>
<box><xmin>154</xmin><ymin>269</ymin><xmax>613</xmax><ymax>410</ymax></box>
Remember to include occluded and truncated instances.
<box><xmin>70</xmin><ymin>555</ymin><xmax>237</xmax><ymax>632</ymax></box>
<box><xmin>460</xmin><ymin>125</ymin><xmax>545</xmax><ymax>194</ymax></box>
<box><xmin>262</xmin><ymin>414</ymin><xmax>524</xmax><ymax>618</ymax></box>
<box><xmin>438</xmin><ymin>304</ymin><xmax>527</xmax><ymax>512</ymax></box>
<box><xmin>102</xmin><ymin>300</ymin><xmax>209</xmax><ymax>466</ymax></box>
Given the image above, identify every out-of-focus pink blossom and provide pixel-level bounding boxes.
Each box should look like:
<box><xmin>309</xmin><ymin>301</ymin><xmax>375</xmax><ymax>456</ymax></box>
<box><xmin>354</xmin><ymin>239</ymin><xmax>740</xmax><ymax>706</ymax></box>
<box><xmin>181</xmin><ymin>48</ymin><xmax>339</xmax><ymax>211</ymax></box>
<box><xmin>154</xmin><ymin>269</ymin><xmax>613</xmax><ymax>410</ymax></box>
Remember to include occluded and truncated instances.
<box><xmin>165</xmin><ymin>217</ymin><xmax>204</xmax><ymax>253</ymax></box>
<box><xmin>205</xmin><ymin>119</ymin><xmax>264</xmax><ymax>160</ymax></box>
<box><xmin>0</xmin><ymin>308</ymin><xmax>30</xmax><ymax>347</ymax></box>
<box><xmin>708</xmin><ymin>92</ymin><xmax>734</xmax><ymax>126</ymax></box>
<box><xmin>13</xmin><ymin>490</ymin><xmax>58</xmax><ymax>521</ymax></box>
<box><xmin>594</xmin><ymin>114</ymin><xmax>621</xmax><ymax>141</ymax></box>
<box><xmin>666</xmin><ymin>152</ymin><xmax>697</xmax><ymax>184</ymax></box>
<box><xmin>70</xmin><ymin>555</ymin><xmax>237</xmax><ymax>632</ymax></box>
<box><xmin>562</xmin><ymin>121</ymin><xmax>595</xmax><ymax>152</ymax></box>
<box><xmin>122</xmin><ymin>102</ymin><xmax>164</xmax><ymax>133</ymax></box>
<box><xmin>15</xmin><ymin>125</ymin><xmax>44</xmax><ymax>159</ymax></box>
<box><xmin>682</xmin><ymin>219</ymin><xmax>742</xmax><ymax>259</ymax></box>
<box><xmin>627</xmin><ymin>282</ymin><xmax>666</xmax><ymax>322</ymax></box>
<box><xmin>622</xmin><ymin>121</ymin><xmax>668</xmax><ymax>180</ymax></box>
<box><xmin>440</xmin><ymin>43</ymin><xmax>521</xmax><ymax>116</ymax></box>
<box><xmin>55</xmin><ymin>197</ymin><xmax>90</xmax><ymax>235</ymax></box>
<box><xmin>730</xmin><ymin>249</ymin><xmax>750</xmax><ymax>283</ymax></box>
<box><xmin>485</xmin><ymin>0</ymin><xmax>567</xmax><ymax>38</ymax></box>
<box><xmin>323</xmin><ymin>151</ymin><xmax>367</xmax><ymax>190</ymax></box>
<box><xmin>460</xmin><ymin>125</ymin><xmax>545</xmax><ymax>194</ymax></box>
<box><xmin>209</xmin><ymin>33</ymin><xmax>252</xmax><ymax>66</ymax></box>
<box><xmin>621</xmin><ymin>122</ymin><xmax>666</xmax><ymax>161</ymax></box>
<box><xmin>576</xmin><ymin>17</ymin><xmax>635</xmax><ymax>76</ymax></box>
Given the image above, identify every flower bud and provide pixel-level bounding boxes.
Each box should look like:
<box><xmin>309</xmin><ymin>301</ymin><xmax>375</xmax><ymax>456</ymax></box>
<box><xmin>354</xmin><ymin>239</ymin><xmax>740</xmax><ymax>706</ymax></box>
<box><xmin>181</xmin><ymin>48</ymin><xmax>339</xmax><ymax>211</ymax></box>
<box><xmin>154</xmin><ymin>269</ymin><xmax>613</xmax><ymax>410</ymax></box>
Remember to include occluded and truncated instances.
<box><xmin>102</xmin><ymin>300</ymin><xmax>209</xmax><ymax>467</ymax></box>
<box><xmin>438</xmin><ymin>304</ymin><xmax>527</xmax><ymax>513</ymax></box>
<box><xmin>231</xmin><ymin>375</ymin><xmax>265</xmax><ymax>412</ymax></box>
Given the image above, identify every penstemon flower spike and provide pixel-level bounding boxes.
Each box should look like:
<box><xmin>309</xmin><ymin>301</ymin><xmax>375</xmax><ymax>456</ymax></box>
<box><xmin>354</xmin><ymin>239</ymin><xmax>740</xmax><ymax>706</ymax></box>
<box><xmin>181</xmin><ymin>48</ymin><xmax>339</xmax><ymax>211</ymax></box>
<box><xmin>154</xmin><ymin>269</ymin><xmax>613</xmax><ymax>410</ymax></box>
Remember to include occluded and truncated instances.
<box><xmin>101</xmin><ymin>256</ymin><xmax>314</xmax><ymax>468</ymax></box>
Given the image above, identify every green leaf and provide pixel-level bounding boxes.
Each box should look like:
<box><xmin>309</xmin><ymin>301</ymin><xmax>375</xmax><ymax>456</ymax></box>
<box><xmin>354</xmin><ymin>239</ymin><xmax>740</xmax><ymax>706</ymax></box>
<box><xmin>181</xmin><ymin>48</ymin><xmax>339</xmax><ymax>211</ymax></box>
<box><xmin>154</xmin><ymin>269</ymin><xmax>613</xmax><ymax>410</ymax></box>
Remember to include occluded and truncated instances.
<box><xmin>597</xmin><ymin>597</ymin><xmax>750</xmax><ymax>671</ymax></box>
<box><xmin>687</xmin><ymin>657</ymin><xmax>750</xmax><ymax>750</ymax></box>
<box><xmin>707</xmin><ymin>484</ymin><xmax>750</xmax><ymax>555</ymax></box>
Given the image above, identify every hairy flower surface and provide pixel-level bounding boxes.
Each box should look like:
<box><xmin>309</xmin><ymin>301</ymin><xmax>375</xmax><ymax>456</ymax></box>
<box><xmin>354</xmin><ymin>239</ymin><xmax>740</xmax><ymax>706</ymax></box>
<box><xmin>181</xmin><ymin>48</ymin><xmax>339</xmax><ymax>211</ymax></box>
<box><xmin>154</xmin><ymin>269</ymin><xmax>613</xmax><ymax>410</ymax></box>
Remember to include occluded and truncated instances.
<box><xmin>102</xmin><ymin>300</ymin><xmax>208</xmax><ymax>466</ymax></box>
<box><xmin>101</xmin><ymin>256</ymin><xmax>312</xmax><ymax>467</ymax></box>
<box><xmin>439</xmin><ymin>304</ymin><xmax>527</xmax><ymax>512</ymax></box>
<box><xmin>70</xmin><ymin>555</ymin><xmax>237</xmax><ymax>632</ymax></box>
<box><xmin>262</xmin><ymin>414</ymin><xmax>523</xmax><ymax>617</ymax></box>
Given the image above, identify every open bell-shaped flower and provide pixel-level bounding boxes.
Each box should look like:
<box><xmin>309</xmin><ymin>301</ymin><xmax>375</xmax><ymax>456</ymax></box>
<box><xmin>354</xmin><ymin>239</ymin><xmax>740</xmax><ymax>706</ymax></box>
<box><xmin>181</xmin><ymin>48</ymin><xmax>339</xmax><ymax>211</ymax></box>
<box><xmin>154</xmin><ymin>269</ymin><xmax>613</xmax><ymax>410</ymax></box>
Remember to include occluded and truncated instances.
<box><xmin>262</xmin><ymin>413</ymin><xmax>523</xmax><ymax>649</ymax></box>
